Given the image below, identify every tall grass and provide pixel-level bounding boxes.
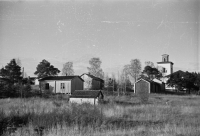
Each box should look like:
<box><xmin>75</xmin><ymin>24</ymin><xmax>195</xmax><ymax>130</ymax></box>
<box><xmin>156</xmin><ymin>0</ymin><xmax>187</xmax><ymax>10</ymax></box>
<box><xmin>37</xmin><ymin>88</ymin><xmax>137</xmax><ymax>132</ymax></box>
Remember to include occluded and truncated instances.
<box><xmin>1</xmin><ymin>94</ymin><xmax>200</xmax><ymax>136</ymax></box>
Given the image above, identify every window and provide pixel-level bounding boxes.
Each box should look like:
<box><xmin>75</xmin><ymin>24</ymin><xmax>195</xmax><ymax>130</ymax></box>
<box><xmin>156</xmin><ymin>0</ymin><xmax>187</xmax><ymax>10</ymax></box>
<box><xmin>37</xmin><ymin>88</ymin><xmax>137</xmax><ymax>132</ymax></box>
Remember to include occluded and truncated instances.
<box><xmin>163</xmin><ymin>68</ymin><xmax>166</xmax><ymax>73</ymax></box>
<box><xmin>45</xmin><ymin>83</ymin><xmax>49</xmax><ymax>89</ymax></box>
<box><xmin>61</xmin><ymin>83</ymin><xmax>65</xmax><ymax>89</ymax></box>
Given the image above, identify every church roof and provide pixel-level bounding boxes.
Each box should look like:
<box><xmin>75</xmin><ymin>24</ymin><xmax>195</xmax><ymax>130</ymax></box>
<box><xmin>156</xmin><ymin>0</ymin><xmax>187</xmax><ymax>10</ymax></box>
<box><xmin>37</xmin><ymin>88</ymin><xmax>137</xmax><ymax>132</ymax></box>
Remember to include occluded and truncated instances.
<box><xmin>157</xmin><ymin>61</ymin><xmax>174</xmax><ymax>65</ymax></box>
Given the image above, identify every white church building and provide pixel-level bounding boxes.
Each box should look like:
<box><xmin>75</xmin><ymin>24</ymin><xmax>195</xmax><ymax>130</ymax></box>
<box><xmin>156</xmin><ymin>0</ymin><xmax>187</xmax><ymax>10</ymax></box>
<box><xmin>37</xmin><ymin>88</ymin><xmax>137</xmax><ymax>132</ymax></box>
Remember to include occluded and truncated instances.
<box><xmin>157</xmin><ymin>54</ymin><xmax>175</xmax><ymax>90</ymax></box>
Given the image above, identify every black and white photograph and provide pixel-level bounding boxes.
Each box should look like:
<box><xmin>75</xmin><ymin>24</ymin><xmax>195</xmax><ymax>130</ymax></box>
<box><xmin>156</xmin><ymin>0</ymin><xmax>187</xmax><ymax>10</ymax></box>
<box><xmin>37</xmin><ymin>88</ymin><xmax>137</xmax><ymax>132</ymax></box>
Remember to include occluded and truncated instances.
<box><xmin>0</xmin><ymin>0</ymin><xmax>200</xmax><ymax>135</ymax></box>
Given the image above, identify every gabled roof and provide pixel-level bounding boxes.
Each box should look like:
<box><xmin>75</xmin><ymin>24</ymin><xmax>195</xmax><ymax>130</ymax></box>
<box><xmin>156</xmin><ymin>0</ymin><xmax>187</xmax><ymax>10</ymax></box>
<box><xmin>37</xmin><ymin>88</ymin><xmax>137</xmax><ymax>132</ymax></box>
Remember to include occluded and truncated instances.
<box><xmin>80</xmin><ymin>73</ymin><xmax>104</xmax><ymax>82</ymax></box>
<box><xmin>70</xmin><ymin>90</ymin><xmax>103</xmax><ymax>98</ymax></box>
<box><xmin>135</xmin><ymin>78</ymin><xmax>152</xmax><ymax>84</ymax></box>
<box><xmin>135</xmin><ymin>78</ymin><xmax>161</xmax><ymax>85</ymax></box>
<box><xmin>39</xmin><ymin>76</ymin><xmax>84</xmax><ymax>81</ymax></box>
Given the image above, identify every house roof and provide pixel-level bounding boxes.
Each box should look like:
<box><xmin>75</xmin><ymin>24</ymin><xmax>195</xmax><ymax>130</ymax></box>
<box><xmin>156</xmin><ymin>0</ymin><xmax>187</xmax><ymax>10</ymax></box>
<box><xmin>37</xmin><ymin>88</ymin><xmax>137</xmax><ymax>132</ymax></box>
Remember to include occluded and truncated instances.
<box><xmin>39</xmin><ymin>76</ymin><xmax>84</xmax><ymax>81</ymax></box>
<box><xmin>70</xmin><ymin>90</ymin><xmax>103</xmax><ymax>98</ymax></box>
<box><xmin>135</xmin><ymin>78</ymin><xmax>161</xmax><ymax>85</ymax></box>
<box><xmin>135</xmin><ymin>78</ymin><xmax>152</xmax><ymax>84</ymax></box>
<box><xmin>80</xmin><ymin>73</ymin><xmax>104</xmax><ymax>82</ymax></box>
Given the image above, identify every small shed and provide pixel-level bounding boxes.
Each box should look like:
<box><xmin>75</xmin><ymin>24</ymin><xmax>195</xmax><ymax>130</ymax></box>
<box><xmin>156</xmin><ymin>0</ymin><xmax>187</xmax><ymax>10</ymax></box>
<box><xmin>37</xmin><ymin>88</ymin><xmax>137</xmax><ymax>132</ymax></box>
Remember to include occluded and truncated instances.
<box><xmin>80</xmin><ymin>73</ymin><xmax>104</xmax><ymax>90</ymax></box>
<box><xmin>134</xmin><ymin>78</ymin><xmax>161</xmax><ymax>94</ymax></box>
<box><xmin>70</xmin><ymin>90</ymin><xmax>104</xmax><ymax>105</ymax></box>
<box><xmin>39</xmin><ymin>76</ymin><xmax>84</xmax><ymax>94</ymax></box>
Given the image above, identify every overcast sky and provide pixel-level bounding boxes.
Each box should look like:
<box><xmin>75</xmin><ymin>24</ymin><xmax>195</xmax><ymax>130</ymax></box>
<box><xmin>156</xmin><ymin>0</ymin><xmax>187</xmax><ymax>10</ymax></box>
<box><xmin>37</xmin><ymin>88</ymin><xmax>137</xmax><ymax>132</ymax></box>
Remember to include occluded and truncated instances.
<box><xmin>0</xmin><ymin>0</ymin><xmax>199</xmax><ymax>77</ymax></box>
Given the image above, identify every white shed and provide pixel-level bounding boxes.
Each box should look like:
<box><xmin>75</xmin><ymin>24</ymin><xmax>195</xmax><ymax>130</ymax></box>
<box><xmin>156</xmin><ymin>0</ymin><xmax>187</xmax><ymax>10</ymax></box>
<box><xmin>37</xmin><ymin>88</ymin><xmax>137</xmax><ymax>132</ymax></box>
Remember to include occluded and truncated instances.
<box><xmin>70</xmin><ymin>90</ymin><xmax>104</xmax><ymax>105</ymax></box>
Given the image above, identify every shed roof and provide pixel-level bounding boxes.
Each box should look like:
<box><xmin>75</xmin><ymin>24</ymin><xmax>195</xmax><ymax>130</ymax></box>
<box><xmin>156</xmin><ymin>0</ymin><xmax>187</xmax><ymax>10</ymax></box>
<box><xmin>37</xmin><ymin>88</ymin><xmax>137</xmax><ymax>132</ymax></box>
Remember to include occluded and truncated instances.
<box><xmin>81</xmin><ymin>73</ymin><xmax>104</xmax><ymax>82</ymax></box>
<box><xmin>70</xmin><ymin>90</ymin><xmax>103</xmax><ymax>98</ymax></box>
<box><xmin>39</xmin><ymin>76</ymin><xmax>84</xmax><ymax>81</ymax></box>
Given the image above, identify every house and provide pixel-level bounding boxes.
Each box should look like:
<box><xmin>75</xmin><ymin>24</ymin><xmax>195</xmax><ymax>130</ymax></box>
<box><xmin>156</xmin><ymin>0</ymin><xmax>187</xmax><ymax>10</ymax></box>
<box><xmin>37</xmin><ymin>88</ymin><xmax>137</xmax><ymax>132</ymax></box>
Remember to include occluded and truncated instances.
<box><xmin>134</xmin><ymin>78</ymin><xmax>161</xmax><ymax>94</ymax></box>
<box><xmin>152</xmin><ymin>78</ymin><xmax>165</xmax><ymax>92</ymax></box>
<box><xmin>70</xmin><ymin>90</ymin><xmax>104</xmax><ymax>105</ymax></box>
<box><xmin>80</xmin><ymin>73</ymin><xmax>104</xmax><ymax>90</ymax></box>
<box><xmin>39</xmin><ymin>76</ymin><xmax>84</xmax><ymax>94</ymax></box>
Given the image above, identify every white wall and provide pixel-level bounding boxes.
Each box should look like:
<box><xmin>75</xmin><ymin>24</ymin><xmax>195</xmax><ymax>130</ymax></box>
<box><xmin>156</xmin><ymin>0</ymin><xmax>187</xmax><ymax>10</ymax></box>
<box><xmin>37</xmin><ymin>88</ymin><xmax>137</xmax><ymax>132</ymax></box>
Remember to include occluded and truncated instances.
<box><xmin>35</xmin><ymin>79</ymin><xmax>39</xmax><ymax>85</ymax></box>
<box><xmin>40</xmin><ymin>80</ymin><xmax>71</xmax><ymax>94</ymax></box>
<box><xmin>55</xmin><ymin>80</ymin><xmax>71</xmax><ymax>94</ymax></box>
<box><xmin>40</xmin><ymin>80</ymin><xmax>56</xmax><ymax>93</ymax></box>
<box><xmin>157</xmin><ymin>63</ymin><xmax>173</xmax><ymax>76</ymax></box>
<box><xmin>81</xmin><ymin>75</ymin><xmax>92</xmax><ymax>90</ymax></box>
<box><xmin>70</xmin><ymin>98</ymin><xmax>98</xmax><ymax>105</ymax></box>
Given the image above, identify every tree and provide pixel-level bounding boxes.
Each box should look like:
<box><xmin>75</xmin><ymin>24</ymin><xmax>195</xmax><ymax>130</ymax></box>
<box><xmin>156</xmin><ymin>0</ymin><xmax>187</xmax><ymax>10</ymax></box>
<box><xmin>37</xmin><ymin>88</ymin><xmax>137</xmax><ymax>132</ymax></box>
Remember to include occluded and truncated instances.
<box><xmin>62</xmin><ymin>62</ymin><xmax>74</xmax><ymax>76</ymax></box>
<box><xmin>87</xmin><ymin>57</ymin><xmax>104</xmax><ymax>79</ymax></box>
<box><xmin>145</xmin><ymin>61</ymin><xmax>155</xmax><ymax>68</ymax></box>
<box><xmin>128</xmin><ymin>59</ymin><xmax>142</xmax><ymax>82</ymax></box>
<box><xmin>141</xmin><ymin>66</ymin><xmax>162</xmax><ymax>80</ymax></box>
<box><xmin>167</xmin><ymin>70</ymin><xmax>197</xmax><ymax>94</ymax></box>
<box><xmin>181</xmin><ymin>71</ymin><xmax>196</xmax><ymax>94</ymax></box>
<box><xmin>34</xmin><ymin>59</ymin><xmax>60</xmax><ymax>79</ymax></box>
<box><xmin>193</xmin><ymin>72</ymin><xmax>200</xmax><ymax>92</ymax></box>
<box><xmin>0</xmin><ymin>59</ymin><xmax>22</xmax><ymax>84</ymax></box>
<box><xmin>15</xmin><ymin>58</ymin><xmax>22</xmax><ymax>67</ymax></box>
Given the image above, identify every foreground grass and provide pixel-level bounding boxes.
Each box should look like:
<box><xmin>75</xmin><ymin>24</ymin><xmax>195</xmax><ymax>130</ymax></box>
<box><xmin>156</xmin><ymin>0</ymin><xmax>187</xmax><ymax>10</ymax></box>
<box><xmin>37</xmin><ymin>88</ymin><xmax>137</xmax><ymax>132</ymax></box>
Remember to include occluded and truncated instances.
<box><xmin>0</xmin><ymin>94</ymin><xmax>200</xmax><ymax>136</ymax></box>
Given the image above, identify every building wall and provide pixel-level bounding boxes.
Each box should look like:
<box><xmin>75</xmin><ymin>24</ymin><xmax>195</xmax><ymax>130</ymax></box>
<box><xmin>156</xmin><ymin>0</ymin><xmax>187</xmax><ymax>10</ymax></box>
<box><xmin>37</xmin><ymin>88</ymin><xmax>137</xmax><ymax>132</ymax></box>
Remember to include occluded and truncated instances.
<box><xmin>81</xmin><ymin>75</ymin><xmax>92</xmax><ymax>90</ymax></box>
<box><xmin>91</xmin><ymin>79</ymin><xmax>101</xmax><ymax>90</ymax></box>
<box><xmin>71</xmin><ymin>77</ymin><xmax>84</xmax><ymax>94</ymax></box>
<box><xmin>81</xmin><ymin>74</ymin><xmax>102</xmax><ymax>90</ymax></box>
<box><xmin>70</xmin><ymin>98</ymin><xmax>98</xmax><ymax>105</ymax></box>
<box><xmin>157</xmin><ymin>63</ymin><xmax>173</xmax><ymax>76</ymax></box>
<box><xmin>55</xmin><ymin>80</ymin><xmax>71</xmax><ymax>94</ymax></box>
<box><xmin>40</xmin><ymin>80</ymin><xmax>56</xmax><ymax>93</ymax></box>
<box><xmin>134</xmin><ymin>80</ymin><xmax>150</xmax><ymax>94</ymax></box>
<box><xmin>35</xmin><ymin>79</ymin><xmax>39</xmax><ymax>85</ymax></box>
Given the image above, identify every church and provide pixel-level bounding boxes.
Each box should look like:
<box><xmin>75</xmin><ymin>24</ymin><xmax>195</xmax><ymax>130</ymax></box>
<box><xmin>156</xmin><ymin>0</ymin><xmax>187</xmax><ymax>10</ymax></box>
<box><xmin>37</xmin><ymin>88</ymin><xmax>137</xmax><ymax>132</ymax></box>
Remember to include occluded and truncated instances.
<box><xmin>157</xmin><ymin>54</ymin><xmax>175</xmax><ymax>90</ymax></box>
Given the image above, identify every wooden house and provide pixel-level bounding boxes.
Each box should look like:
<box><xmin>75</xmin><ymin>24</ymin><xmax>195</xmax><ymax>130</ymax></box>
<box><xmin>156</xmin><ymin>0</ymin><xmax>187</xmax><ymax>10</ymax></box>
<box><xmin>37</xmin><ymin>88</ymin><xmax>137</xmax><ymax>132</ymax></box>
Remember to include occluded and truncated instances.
<box><xmin>80</xmin><ymin>73</ymin><xmax>104</xmax><ymax>90</ymax></box>
<box><xmin>70</xmin><ymin>90</ymin><xmax>104</xmax><ymax>105</ymax></box>
<box><xmin>39</xmin><ymin>76</ymin><xmax>84</xmax><ymax>94</ymax></box>
<box><xmin>152</xmin><ymin>78</ymin><xmax>165</xmax><ymax>92</ymax></box>
<box><xmin>134</xmin><ymin>78</ymin><xmax>161</xmax><ymax>94</ymax></box>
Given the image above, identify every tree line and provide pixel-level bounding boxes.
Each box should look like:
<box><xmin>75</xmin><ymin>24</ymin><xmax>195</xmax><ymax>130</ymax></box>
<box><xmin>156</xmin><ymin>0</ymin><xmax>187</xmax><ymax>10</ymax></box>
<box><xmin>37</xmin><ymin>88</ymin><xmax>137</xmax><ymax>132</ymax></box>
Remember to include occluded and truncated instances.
<box><xmin>0</xmin><ymin>58</ymin><xmax>200</xmax><ymax>97</ymax></box>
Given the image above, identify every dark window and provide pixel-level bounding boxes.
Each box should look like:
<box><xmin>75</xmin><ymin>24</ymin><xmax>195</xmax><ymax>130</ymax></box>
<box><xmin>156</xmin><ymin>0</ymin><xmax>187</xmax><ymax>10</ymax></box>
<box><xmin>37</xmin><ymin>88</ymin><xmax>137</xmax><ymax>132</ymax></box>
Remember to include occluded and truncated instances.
<box><xmin>163</xmin><ymin>68</ymin><xmax>166</xmax><ymax>73</ymax></box>
<box><xmin>45</xmin><ymin>83</ymin><xmax>49</xmax><ymax>89</ymax></box>
<box><xmin>61</xmin><ymin>83</ymin><xmax>65</xmax><ymax>89</ymax></box>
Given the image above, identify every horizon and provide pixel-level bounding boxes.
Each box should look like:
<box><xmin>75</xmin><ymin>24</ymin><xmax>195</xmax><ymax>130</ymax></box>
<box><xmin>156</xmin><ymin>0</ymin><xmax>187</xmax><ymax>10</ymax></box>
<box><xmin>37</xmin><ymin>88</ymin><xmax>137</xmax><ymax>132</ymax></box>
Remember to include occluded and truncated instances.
<box><xmin>0</xmin><ymin>0</ymin><xmax>199</xmax><ymax>77</ymax></box>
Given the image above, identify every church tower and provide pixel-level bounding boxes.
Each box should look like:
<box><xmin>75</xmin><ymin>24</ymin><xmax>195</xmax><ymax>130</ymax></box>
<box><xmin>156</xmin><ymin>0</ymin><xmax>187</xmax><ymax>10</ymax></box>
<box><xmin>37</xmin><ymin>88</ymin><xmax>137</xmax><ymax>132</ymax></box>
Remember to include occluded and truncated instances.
<box><xmin>157</xmin><ymin>54</ymin><xmax>174</xmax><ymax>77</ymax></box>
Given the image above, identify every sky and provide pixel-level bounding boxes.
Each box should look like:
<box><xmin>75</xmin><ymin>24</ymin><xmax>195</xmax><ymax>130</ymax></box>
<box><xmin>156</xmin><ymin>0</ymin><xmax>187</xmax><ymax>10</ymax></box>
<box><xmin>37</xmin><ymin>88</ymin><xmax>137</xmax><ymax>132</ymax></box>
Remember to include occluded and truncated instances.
<box><xmin>0</xmin><ymin>0</ymin><xmax>199</xmax><ymax>77</ymax></box>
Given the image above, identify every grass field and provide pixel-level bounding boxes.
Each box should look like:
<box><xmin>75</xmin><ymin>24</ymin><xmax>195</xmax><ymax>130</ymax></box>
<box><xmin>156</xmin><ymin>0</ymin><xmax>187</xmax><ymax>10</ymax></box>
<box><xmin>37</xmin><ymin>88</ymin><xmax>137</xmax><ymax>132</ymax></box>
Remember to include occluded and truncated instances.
<box><xmin>0</xmin><ymin>94</ymin><xmax>200</xmax><ymax>136</ymax></box>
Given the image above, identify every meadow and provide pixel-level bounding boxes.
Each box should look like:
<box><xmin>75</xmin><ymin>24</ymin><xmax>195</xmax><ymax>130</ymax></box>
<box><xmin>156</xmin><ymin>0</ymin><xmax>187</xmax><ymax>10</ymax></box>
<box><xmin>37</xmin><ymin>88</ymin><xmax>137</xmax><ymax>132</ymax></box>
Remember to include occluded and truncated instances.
<box><xmin>0</xmin><ymin>94</ymin><xmax>200</xmax><ymax>136</ymax></box>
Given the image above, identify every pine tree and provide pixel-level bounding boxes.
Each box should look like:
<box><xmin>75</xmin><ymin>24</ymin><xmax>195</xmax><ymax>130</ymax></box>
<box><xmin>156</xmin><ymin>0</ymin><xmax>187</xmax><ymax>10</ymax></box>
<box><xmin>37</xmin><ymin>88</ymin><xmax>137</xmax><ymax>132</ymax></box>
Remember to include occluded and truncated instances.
<box><xmin>0</xmin><ymin>59</ymin><xmax>22</xmax><ymax>84</ymax></box>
